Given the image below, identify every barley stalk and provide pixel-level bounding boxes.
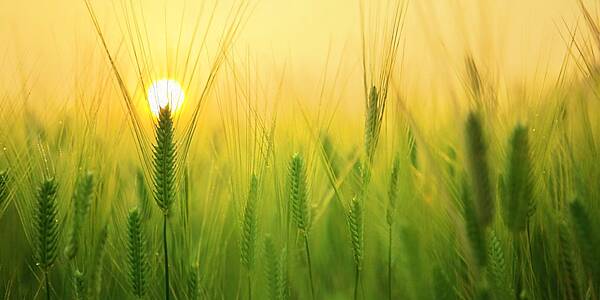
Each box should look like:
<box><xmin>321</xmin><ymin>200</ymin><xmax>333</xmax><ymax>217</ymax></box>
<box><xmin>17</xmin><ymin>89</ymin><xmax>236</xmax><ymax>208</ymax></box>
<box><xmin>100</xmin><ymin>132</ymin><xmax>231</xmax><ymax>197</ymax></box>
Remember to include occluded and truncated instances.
<box><xmin>263</xmin><ymin>236</ymin><xmax>283</xmax><ymax>300</ymax></box>
<box><xmin>569</xmin><ymin>199</ymin><xmax>600</xmax><ymax>292</ymax></box>
<box><xmin>187</xmin><ymin>264</ymin><xmax>200</xmax><ymax>300</ymax></box>
<box><xmin>487</xmin><ymin>230</ymin><xmax>511</xmax><ymax>299</ymax></box>
<box><xmin>0</xmin><ymin>170</ymin><xmax>9</xmax><ymax>207</ymax></box>
<box><xmin>34</xmin><ymin>178</ymin><xmax>60</xmax><ymax>300</ymax></box>
<box><xmin>365</xmin><ymin>86</ymin><xmax>379</xmax><ymax>160</ymax></box>
<box><xmin>287</xmin><ymin>153</ymin><xmax>314</xmax><ymax>299</ymax></box>
<box><xmin>241</xmin><ymin>174</ymin><xmax>259</xmax><ymax>299</ymax></box>
<box><xmin>464</xmin><ymin>112</ymin><xmax>494</xmax><ymax>227</ymax></box>
<box><xmin>73</xmin><ymin>269</ymin><xmax>86</xmax><ymax>300</ymax></box>
<box><xmin>558</xmin><ymin>222</ymin><xmax>581</xmax><ymax>300</ymax></box>
<box><xmin>502</xmin><ymin>125</ymin><xmax>533</xmax><ymax>233</ymax></box>
<box><xmin>461</xmin><ymin>178</ymin><xmax>487</xmax><ymax>269</ymax></box>
<box><xmin>65</xmin><ymin>172</ymin><xmax>94</xmax><ymax>260</ymax></box>
<box><xmin>127</xmin><ymin>207</ymin><xmax>149</xmax><ymax>298</ymax></box>
<box><xmin>152</xmin><ymin>106</ymin><xmax>177</xmax><ymax>300</ymax></box>
<box><xmin>88</xmin><ymin>224</ymin><xmax>108</xmax><ymax>299</ymax></box>
<box><xmin>348</xmin><ymin>196</ymin><xmax>363</xmax><ymax>300</ymax></box>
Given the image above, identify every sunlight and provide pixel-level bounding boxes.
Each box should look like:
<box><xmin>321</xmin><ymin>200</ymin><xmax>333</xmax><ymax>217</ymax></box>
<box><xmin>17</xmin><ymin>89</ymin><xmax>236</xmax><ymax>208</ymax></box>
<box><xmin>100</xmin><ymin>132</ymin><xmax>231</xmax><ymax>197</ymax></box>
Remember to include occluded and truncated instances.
<box><xmin>147</xmin><ymin>79</ymin><xmax>185</xmax><ymax>116</ymax></box>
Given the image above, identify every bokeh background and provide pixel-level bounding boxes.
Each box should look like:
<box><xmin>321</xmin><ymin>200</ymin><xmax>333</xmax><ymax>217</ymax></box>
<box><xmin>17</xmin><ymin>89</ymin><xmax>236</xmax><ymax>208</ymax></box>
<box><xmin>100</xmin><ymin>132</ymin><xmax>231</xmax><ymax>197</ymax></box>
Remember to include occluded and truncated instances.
<box><xmin>0</xmin><ymin>0</ymin><xmax>586</xmax><ymax>106</ymax></box>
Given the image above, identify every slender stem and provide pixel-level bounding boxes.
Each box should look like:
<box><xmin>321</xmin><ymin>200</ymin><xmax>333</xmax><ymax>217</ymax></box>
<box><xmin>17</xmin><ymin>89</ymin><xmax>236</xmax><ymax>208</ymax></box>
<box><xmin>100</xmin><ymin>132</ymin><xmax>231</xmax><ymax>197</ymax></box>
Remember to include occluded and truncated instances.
<box><xmin>248</xmin><ymin>273</ymin><xmax>252</xmax><ymax>300</ymax></box>
<box><xmin>304</xmin><ymin>233</ymin><xmax>315</xmax><ymax>300</ymax></box>
<box><xmin>163</xmin><ymin>215</ymin><xmax>170</xmax><ymax>300</ymax></box>
<box><xmin>45</xmin><ymin>270</ymin><xmax>50</xmax><ymax>300</ymax></box>
<box><xmin>354</xmin><ymin>265</ymin><xmax>360</xmax><ymax>300</ymax></box>
<box><xmin>388</xmin><ymin>224</ymin><xmax>392</xmax><ymax>300</ymax></box>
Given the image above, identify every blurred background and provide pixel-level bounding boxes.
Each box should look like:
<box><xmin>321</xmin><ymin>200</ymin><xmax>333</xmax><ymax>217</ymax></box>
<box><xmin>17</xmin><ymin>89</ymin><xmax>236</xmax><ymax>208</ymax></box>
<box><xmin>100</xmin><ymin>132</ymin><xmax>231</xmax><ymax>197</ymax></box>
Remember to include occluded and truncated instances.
<box><xmin>0</xmin><ymin>0</ymin><xmax>585</xmax><ymax>106</ymax></box>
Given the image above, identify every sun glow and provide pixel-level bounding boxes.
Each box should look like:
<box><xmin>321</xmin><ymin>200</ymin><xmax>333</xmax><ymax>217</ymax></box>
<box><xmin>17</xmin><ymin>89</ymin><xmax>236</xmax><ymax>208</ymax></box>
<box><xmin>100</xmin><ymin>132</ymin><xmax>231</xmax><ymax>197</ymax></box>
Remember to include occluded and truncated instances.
<box><xmin>147</xmin><ymin>79</ymin><xmax>185</xmax><ymax>116</ymax></box>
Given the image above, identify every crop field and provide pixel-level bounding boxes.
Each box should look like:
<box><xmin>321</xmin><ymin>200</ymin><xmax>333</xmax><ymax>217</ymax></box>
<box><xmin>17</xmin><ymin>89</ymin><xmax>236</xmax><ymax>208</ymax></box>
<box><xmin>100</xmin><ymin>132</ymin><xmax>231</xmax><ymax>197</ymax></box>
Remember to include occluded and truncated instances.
<box><xmin>0</xmin><ymin>0</ymin><xmax>599</xmax><ymax>299</ymax></box>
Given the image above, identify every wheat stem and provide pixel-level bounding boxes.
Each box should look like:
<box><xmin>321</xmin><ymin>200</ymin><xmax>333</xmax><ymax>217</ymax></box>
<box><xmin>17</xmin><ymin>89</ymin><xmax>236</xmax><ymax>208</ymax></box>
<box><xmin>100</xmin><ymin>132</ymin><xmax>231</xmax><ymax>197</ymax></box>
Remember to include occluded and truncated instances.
<box><xmin>388</xmin><ymin>224</ymin><xmax>392</xmax><ymax>300</ymax></box>
<box><xmin>44</xmin><ymin>270</ymin><xmax>50</xmax><ymax>300</ymax></box>
<box><xmin>304</xmin><ymin>233</ymin><xmax>315</xmax><ymax>300</ymax></box>
<box><xmin>163</xmin><ymin>215</ymin><xmax>170</xmax><ymax>300</ymax></box>
<box><xmin>152</xmin><ymin>106</ymin><xmax>177</xmax><ymax>300</ymax></box>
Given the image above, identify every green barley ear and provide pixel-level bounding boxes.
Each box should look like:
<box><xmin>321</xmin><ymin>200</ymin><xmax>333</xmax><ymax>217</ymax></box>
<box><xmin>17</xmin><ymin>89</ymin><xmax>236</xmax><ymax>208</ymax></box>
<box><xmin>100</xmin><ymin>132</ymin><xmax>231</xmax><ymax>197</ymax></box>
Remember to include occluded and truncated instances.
<box><xmin>153</xmin><ymin>106</ymin><xmax>177</xmax><ymax>214</ymax></box>
<box><xmin>408</xmin><ymin>128</ymin><xmax>418</xmax><ymax>169</ymax></box>
<box><xmin>73</xmin><ymin>269</ymin><xmax>86</xmax><ymax>300</ymax></box>
<box><xmin>127</xmin><ymin>207</ymin><xmax>149</xmax><ymax>298</ymax></box>
<box><xmin>88</xmin><ymin>224</ymin><xmax>108</xmax><ymax>299</ymax></box>
<box><xmin>365</xmin><ymin>85</ymin><xmax>379</xmax><ymax>159</ymax></box>
<box><xmin>433</xmin><ymin>265</ymin><xmax>456</xmax><ymax>300</ymax></box>
<box><xmin>348</xmin><ymin>196</ymin><xmax>364</xmax><ymax>271</ymax></box>
<box><xmin>263</xmin><ymin>235</ymin><xmax>282</xmax><ymax>300</ymax></box>
<box><xmin>569</xmin><ymin>199</ymin><xmax>600</xmax><ymax>288</ymax></box>
<box><xmin>288</xmin><ymin>153</ymin><xmax>315</xmax><ymax>298</ymax></box>
<box><xmin>386</xmin><ymin>154</ymin><xmax>401</xmax><ymax>225</ymax></box>
<box><xmin>464</xmin><ymin>112</ymin><xmax>494</xmax><ymax>227</ymax></box>
<box><xmin>487</xmin><ymin>230</ymin><xmax>511</xmax><ymax>300</ymax></box>
<box><xmin>0</xmin><ymin>170</ymin><xmax>9</xmax><ymax>206</ymax></box>
<box><xmin>34</xmin><ymin>177</ymin><xmax>60</xmax><ymax>272</ymax></box>
<box><xmin>460</xmin><ymin>179</ymin><xmax>487</xmax><ymax>268</ymax></box>
<box><xmin>502</xmin><ymin>125</ymin><xmax>533</xmax><ymax>233</ymax></box>
<box><xmin>65</xmin><ymin>172</ymin><xmax>94</xmax><ymax>260</ymax></box>
<box><xmin>188</xmin><ymin>263</ymin><xmax>200</xmax><ymax>300</ymax></box>
<box><xmin>241</xmin><ymin>174</ymin><xmax>259</xmax><ymax>271</ymax></box>
<box><xmin>558</xmin><ymin>221</ymin><xmax>581</xmax><ymax>300</ymax></box>
<box><xmin>288</xmin><ymin>153</ymin><xmax>310</xmax><ymax>232</ymax></box>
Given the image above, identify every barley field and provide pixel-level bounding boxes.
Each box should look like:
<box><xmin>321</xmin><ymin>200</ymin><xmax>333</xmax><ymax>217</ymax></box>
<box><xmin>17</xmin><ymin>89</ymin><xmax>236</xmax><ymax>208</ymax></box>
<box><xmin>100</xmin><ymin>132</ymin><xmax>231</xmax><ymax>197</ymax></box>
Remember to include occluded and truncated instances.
<box><xmin>0</xmin><ymin>0</ymin><xmax>599</xmax><ymax>299</ymax></box>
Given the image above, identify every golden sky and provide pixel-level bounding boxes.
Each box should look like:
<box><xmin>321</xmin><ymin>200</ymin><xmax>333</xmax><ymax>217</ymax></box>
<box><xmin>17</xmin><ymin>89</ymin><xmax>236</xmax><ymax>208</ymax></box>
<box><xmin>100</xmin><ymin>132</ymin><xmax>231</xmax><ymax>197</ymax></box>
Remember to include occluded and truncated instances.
<box><xmin>0</xmin><ymin>0</ymin><xmax>587</xmax><ymax>102</ymax></box>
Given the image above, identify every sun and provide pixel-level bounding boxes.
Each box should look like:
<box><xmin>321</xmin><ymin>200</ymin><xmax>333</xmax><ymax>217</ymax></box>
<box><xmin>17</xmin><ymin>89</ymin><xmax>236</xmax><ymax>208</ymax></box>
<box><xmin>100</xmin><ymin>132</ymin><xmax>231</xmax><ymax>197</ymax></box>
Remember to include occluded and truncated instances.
<box><xmin>147</xmin><ymin>79</ymin><xmax>185</xmax><ymax>116</ymax></box>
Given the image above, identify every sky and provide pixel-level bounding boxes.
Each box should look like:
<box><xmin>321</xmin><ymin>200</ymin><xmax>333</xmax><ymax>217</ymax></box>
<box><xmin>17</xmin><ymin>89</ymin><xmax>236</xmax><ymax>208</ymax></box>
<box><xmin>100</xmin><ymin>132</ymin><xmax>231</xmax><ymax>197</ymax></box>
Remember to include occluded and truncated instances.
<box><xmin>0</xmin><ymin>0</ymin><xmax>588</xmax><ymax>106</ymax></box>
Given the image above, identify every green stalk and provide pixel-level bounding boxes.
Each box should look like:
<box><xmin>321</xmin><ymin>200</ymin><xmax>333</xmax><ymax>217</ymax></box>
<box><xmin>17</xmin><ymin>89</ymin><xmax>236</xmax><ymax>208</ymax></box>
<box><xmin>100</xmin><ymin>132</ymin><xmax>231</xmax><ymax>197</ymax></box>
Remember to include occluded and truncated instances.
<box><xmin>152</xmin><ymin>106</ymin><xmax>177</xmax><ymax>300</ymax></box>
<box><xmin>304</xmin><ymin>234</ymin><xmax>315</xmax><ymax>300</ymax></box>
<box><xmin>287</xmin><ymin>153</ymin><xmax>314</xmax><ymax>299</ymax></box>
<box><xmin>45</xmin><ymin>271</ymin><xmax>51</xmax><ymax>300</ymax></box>
<box><xmin>354</xmin><ymin>264</ymin><xmax>360</xmax><ymax>300</ymax></box>
<box><xmin>388</xmin><ymin>224</ymin><xmax>392</xmax><ymax>300</ymax></box>
<box><xmin>34</xmin><ymin>178</ymin><xmax>59</xmax><ymax>300</ymax></box>
<box><xmin>163</xmin><ymin>215</ymin><xmax>170</xmax><ymax>300</ymax></box>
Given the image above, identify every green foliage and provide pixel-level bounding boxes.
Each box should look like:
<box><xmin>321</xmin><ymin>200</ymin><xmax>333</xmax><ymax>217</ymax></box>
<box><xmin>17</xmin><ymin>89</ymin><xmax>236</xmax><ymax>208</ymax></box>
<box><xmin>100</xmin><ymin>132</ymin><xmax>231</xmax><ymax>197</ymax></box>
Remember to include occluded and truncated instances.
<box><xmin>502</xmin><ymin>125</ymin><xmax>534</xmax><ymax>233</ymax></box>
<box><xmin>127</xmin><ymin>207</ymin><xmax>149</xmax><ymax>298</ymax></box>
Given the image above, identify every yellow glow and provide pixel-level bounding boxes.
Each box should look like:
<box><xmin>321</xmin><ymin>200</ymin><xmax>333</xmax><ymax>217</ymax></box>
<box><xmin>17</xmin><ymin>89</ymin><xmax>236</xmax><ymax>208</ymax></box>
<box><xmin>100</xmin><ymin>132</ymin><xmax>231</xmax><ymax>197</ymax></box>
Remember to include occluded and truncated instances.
<box><xmin>147</xmin><ymin>79</ymin><xmax>185</xmax><ymax>116</ymax></box>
